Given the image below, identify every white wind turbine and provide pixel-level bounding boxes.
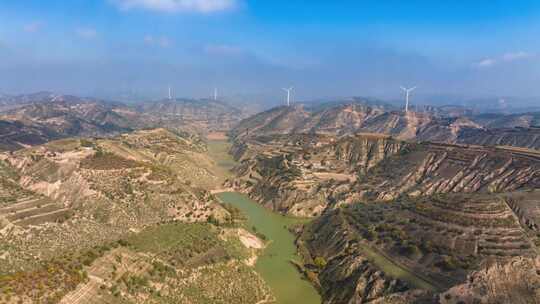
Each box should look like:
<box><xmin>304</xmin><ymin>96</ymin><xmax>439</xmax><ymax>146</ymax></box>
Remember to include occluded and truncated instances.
<box><xmin>282</xmin><ymin>87</ymin><xmax>293</xmax><ymax>106</ymax></box>
<box><xmin>400</xmin><ymin>86</ymin><xmax>417</xmax><ymax>112</ymax></box>
<box><xmin>214</xmin><ymin>88</ymin><xmax>218</xmax><ymax>101</ymax></box>
<box><xmin>168</xmin><ymin>86</ymin><xmax>172</xmax><ymax>100</ymax></box>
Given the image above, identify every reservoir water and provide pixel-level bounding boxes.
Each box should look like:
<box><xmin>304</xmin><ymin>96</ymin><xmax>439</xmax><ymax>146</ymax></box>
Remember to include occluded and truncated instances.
<box><xmin>208</xmin><ymin>139</ymin><xmax>321</xmax><ymax>304</ymax></box>
<box><xmin>217</xmin><ymin>192</ymin><xmax>321</xmax><ymax>304</ymax></box>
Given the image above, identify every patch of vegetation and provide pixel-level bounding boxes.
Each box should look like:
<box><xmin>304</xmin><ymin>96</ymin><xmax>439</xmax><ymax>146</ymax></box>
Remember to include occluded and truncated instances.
<box><xmin>81</xmin><ymin>151</ymin><xmax>140</xmax><ymax>170</ymax></box>
<box><xmin>222</xmin><ymin>202</ymin><xmax>246</xmax><ymax>222</ymax></box>
<box><xmin>0</xmin><ymin>242</ymin><xmax>118</xmax><ymax>303</ymax></box>
<box><xmin>126</xmin><ymin>222</ymin><xmax>246</xmax><ymax>267</ymax></box>
<box><xmin>314</xmin><ymin>257</ymin><xmax>327</xmax><ymax>269</ymax></box>
<box><xmin>80</xmin><ymin>138</ymin><xmax>95</xmax><ymax>148</ymax></box>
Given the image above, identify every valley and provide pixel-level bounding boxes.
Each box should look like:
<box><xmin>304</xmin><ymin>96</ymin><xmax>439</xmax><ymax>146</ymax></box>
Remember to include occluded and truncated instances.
<box><xmin>1</xmin><ymin>99</ymin><xmax>540</xmax><ymax>304</ymax></box>
<box><xmin>4</xmin><ymin>2</ymin><xmax>540</xmax><ymax>303</ymax></box>
<box><xmin>223</xmin><ymin>106</ymin><xmax>540</xmax><ymax>303</ymax></box>
<box><xmin>217</xmin><ymin>192</ymin><xmax>321</xmax><ymax>304</ymax></box>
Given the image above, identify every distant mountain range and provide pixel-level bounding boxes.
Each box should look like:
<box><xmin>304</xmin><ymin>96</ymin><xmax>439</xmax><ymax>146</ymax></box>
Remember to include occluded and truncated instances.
<box><xmin>230</xmin><ymin>102</ymin><xmax>540</xmax><ymax>150</ymax></box>
<box><xmin>0</xmin><ymin>93</ymin><xmax>247</xmax><ymax>151</ymax></box>
<box><xmin>2</xmin><ymin>92</ymin><xmax>540</xmax><ymax>152</ymax></box>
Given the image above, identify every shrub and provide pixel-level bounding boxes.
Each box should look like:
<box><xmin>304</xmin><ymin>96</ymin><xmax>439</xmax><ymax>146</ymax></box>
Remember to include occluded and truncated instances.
<box><xmin>435</xmin><ymin>256</ymin><xmax>459</xmax><ymax>271</ymax></box>
<box><xmin>314</xmin><ymin>257</ymin><xmax>327</xmax><ymax>269</ymax></box>
<box><xmin>80</xmin><ymin>139</ymin><xmax>94</xmax><ymax>148</ymax></box>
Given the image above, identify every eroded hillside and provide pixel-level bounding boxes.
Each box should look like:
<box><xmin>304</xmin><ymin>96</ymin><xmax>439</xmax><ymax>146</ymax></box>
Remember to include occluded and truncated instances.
<box><xmin>0</xmin><ymin>98</ymin><xmax>145</xmax><ymax>151</ymax></box>
<box><xmin>0</xmin><ymin>94</ymin><xmax>247</xmax><ymax>152</ymax></box>
<box><xmin>226</xmin><ymin>131</ymin><xmax>540</xmax><ymax>303</ymax></box>
<box><xmin>298</xmin><ymin>193</ymin><xmax>539</xmax><ymax>303</ymax></box>
<box><xmin>457</xmin><ymin>126</ymin><xmax>540</xmax><ymax>150</ymax></box>
<box><xmin>0</xmin><ymin>129</ymin><xmax>270</xmax><ymax>304</ymax></box>
<box><xmin>230</xmin><ymin>104</ymin><xmax>484</xmax><ymax>144</ymax></box>
<box><xmin>138</xmin><ymin>99</ymin><xmax>246</xmax><ymax>134</ymax></box>
<box><xmin>230</xmin><ymin>104</ymin><xmax>540</xmax><ymax>152</ymax></box>
<box><xmin>228</xmin><ymin>133</ymin><xmax>540</xmax><ymax>217</ymax></box>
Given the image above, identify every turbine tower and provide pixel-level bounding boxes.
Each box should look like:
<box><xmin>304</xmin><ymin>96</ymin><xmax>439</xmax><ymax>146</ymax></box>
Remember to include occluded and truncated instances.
<box><xmin>282</xmin><ymin>87</ymin><xmax>293</xmax><ymax>106</ymax></box>
<box><xmin>168</xmin><ymin>86</ymin><xmax>172</xmax><ymax>100</ymax></box>
<box><xmin>214</xmin><ymin>88</ymin><xmax>218</xmax><ymax>101</ymax></box>
<box><xmin>400</xmin><ymin>86</ymin><xmax>416</xmax><ymax>112</ymax></box>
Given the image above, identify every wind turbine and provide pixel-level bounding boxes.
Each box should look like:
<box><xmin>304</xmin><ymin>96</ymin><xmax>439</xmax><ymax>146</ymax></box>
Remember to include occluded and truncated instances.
<box><xmin>282</xmin><ymin>87</ymin><xmax>293</xmax><ymax>106</ymax></box>
<box><xmin>168</xmin><ymin>86</ymin><xmax>172</xmax><ymax>100</ymax></box>
<box><xmin>400</xmin><ymin>86</ymin><xmax>416</xmax><ymax>112</ymax></box>
<box><xmin>214</xmin><ymin>88</ymin><xmax>218</xmax><ymax>101</ymax></box>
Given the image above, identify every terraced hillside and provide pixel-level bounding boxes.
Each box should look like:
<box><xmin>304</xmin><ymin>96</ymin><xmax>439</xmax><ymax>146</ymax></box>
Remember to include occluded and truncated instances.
<box><xmin>228</xmin><ymin>133</ymin><xmax>540</xmax><ymax>217</ymax></box>
<box><xmin>457</xmin><ymin>126</ymin><xmax>540</xmax><ymax>150</ymax></box>
<box><xmin>0</xmin><ymin>129</ymin><xmax>270</xmax><ymax>304</ymax></box>
<box><xmin>226</xmin><ymin>131</ymin><xmax>540</xmax><ymax>303</ymax></box>
<box><xmin>298</xmin><ymin>193</ymin><xmax>539</xmax><ymax>303</ymax></box>
<box><xmin>0</xmin><ymin>160</ymin><xmax>71</xmax><ymax>228</ymax></box>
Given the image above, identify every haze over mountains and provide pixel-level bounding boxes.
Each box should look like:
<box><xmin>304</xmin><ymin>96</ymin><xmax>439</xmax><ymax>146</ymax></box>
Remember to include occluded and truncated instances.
<box><xmin>2</xmin><ymin>91</ymin><xmax>540</xmax><ymax>152</ymax></box>
<box><xmin>3</xmin><ymin>1</ymin><xmax>540</xmax><ymax>303</ymax></box>
<box><xmin>231</xmin><ymin>102</ymin><xmax>540</xmax><ymax>150</ymax></box>
<box><xmin>221</xmin><ymin>99</ymin><xmax>540</xmax><ymax>303</ymax></box>
<box><xmin>1</xmin><ymin>91</ymin><xmax>540</xmax><ymax>303</ymax></box>
<box><xmin>0</xmin><ymin>92</ymin><xmax>247</xmax><ymax>151</ymax></box>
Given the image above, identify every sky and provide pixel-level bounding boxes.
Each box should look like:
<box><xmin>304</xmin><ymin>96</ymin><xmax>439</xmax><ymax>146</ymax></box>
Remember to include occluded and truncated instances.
<box><xmin>0</xmin><ymin>0</ymin><xmax>539</xmax><ymax>103</ymax></box>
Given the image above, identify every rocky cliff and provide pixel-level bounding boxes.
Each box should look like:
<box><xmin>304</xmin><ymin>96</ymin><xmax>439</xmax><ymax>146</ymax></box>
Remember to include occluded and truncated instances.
<box><xmin>228</xmin><ymin>134</ymin><xmax>407</xmax><ymax>216</ymax></box>
<box><xmin>229</xmin><ymin>134</ymin><xmax>540</xmax><ymax>216</ymax></box>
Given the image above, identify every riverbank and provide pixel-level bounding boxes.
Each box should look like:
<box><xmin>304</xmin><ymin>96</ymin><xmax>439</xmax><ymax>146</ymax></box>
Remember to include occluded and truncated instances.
<box><xmin>207</xmin><ymin>138</ymin><xmax>321</xmax><ymax>304</ymax></box>
<box><xmin>217</xmin><ymin>192</ymin><xmax>321</xmax><ymax>304</ymax></box>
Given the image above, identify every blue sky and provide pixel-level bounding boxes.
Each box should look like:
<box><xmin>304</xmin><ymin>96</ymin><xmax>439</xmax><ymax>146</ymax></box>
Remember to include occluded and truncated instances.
<box><xmin>1</xmin><ymin>0</ymin><xmax>539</xmax><ymax>102</ymax></box>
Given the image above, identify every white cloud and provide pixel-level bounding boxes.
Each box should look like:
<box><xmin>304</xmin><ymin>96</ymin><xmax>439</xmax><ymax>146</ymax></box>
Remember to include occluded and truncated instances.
<box><xmin>475</xmin><ymin>51</ymin><xmax>535</xmax><ymax>68</ymax></box>
<box><xmin>144</xmin><ymin>35</ymin><xmax>172</xmax><ymax>48</ymax></box>
<box><xmin>502</xmin><ymin>51</ymin><xmax>534</xmax><ymax>62</ymax></box>
<box><xmin>23</xmin><ymin>21</ymin><xmax>43</xmax><ymax>33</ymax></box>
<box><xmin>475</xmin><ymin>58</ymin><xmax>496</xmax><ymax>68</ymax></box>
<box><xmin>75</xmin><ymin>28</ymin><xmax>98</xmax><ymax>39</ymax></box>
<box><xmin>113</xmin><ymin>0</ymin><xmax>237</xmax><ymax>13</ymax></box>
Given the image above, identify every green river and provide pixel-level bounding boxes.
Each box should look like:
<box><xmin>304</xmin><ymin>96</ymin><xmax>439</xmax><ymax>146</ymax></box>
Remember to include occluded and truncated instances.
<box><xmin>208</xmin><ymin>139</ymin><xmax>321</xmax><ymax>304</ymax></box>
<box><xmin>217</xmin><ymin>192</ymin><xmax>322</xmax><ymax>304</ymax></box>
<box><xmin>208</xmin><ymin>139</ymin><xmax>438</xmax><ymax>302</ymax></box>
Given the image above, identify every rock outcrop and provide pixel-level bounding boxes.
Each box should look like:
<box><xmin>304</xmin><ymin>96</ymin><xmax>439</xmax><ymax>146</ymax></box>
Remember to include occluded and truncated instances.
<box><xmin>228</xmin><ymin>133</ymin><xmax>407</xmax><ymax>216</ymax></box>
<box><xmin>229</xmin><ymin>134</ymin><xmax>540</xmax><ymax>216</ymax></box>
<box><xmin>440</xmin><ymin>257</ymin><xmax>540</xmax><ymax>304</ymax></box>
